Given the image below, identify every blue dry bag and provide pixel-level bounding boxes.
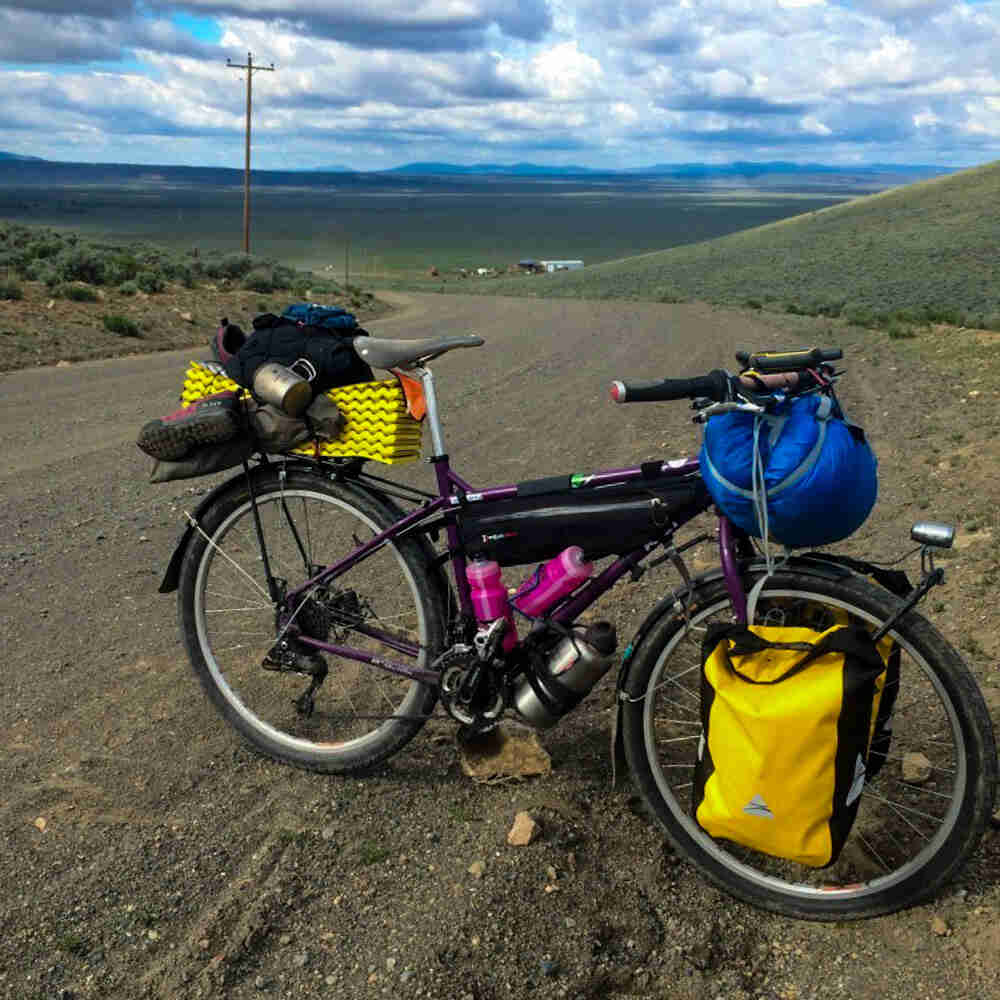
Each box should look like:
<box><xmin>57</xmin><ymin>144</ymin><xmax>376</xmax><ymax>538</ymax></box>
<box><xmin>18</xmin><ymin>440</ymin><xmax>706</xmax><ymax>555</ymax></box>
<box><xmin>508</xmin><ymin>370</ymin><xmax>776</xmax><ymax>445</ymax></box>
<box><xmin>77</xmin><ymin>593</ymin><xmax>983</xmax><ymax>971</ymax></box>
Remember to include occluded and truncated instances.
<box><xmin>699</xmin><ymin>393</ymin><xmax>878</xmax><ymax>548</ymax></box>
<box><xmin>281</xmin><ymin>302</ymin><xmax>358</xmax><ymax>331</ymax></box>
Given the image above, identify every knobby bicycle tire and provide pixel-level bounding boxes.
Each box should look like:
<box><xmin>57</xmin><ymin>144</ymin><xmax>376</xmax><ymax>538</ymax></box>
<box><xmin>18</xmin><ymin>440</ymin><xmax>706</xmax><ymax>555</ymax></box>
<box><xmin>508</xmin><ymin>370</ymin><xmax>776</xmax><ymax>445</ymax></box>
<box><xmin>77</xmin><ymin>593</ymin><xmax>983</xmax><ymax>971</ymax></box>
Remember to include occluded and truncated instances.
<box><xmin>177</xmin><ymin>470</ymin><xmax>447</xmax><ymax>773</ymax></box>
<box><xmin>621</xmin><ymin>568</ymin><xmax>997</xmax><ymax>919</ymax></box>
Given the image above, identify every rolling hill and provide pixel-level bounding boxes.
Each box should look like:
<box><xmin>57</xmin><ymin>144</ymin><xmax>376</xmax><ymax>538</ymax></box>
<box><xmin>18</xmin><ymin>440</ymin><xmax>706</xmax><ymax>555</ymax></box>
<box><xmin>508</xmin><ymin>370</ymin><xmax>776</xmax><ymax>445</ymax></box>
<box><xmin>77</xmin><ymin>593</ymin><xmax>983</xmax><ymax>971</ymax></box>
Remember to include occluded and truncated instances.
<box><xmin>489</xmin><ymin>159</ymin><xmax>1000</xmax><ymax>321</ymax></box>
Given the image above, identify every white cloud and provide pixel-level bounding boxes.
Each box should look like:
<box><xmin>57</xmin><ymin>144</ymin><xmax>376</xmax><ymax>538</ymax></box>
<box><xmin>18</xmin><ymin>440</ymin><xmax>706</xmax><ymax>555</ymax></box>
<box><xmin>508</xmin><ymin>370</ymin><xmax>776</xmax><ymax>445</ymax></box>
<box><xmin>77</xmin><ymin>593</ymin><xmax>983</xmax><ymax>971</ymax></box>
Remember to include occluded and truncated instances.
<box><xmin>529</xmin><ymin>41</ymin><xmax>604</xmax><ymax>100</ymax></box>
<box><xmin>853</xmin><ymin>0</ymin><xmax>951</xmax><ymax>18</ymax></box>
<box><xmin>800</xmin><ymin>114</ymin><xmax>832</xmax><ymax>135</ymax></box>
<box><xmin>0</xmin><ymin>0</ymin><xmax>998</xmax><ymax>167</ymax></box>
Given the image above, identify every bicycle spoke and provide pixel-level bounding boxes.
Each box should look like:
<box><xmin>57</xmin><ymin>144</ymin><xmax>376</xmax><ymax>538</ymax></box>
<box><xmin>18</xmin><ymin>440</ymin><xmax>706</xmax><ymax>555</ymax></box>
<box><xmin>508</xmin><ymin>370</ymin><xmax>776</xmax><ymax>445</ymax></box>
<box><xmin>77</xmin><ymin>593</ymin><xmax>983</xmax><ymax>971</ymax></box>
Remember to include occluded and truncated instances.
<box><xmin>205</xmin><ymin>589</ymin><xmax>270</xmax><ymax>608</ymax></box>
<box><xmin>656</xmin><ymin>695</ymin><xmax>700</xmax><ymax>718</ymax></box>
<box><xmin>190</xmin><ymin>515</ymin><xmax>270</xmax><ymax>600</ymax></box>
<box><xmin>652</xmin><ymin>675</ymin><xmax>700</xmax><ymax>706</ymax></box>
<box><xmin>863</xmin><ymin>788</ymin><xmax>943</xmax><ymax>826</ymax></box>
<box><xmin>854</xmin><ymin>829</ymin><xmax>891</xmax><ymax>874</ymax></box>
<box><xmin>883</xmin><ymin>779</ymin><xmax>954</xmax><ymax>800</ymax></box>
<box><xmin>881</xmin><ymin>754</ymin><xmax>956</xmax><ymax>775</ymax></box>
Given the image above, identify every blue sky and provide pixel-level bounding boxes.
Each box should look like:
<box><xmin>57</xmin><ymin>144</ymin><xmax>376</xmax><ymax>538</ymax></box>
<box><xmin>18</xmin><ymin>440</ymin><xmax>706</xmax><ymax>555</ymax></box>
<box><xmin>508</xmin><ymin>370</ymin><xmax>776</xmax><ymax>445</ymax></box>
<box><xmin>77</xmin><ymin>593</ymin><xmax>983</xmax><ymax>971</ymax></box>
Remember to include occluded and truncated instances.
<box><xmin>167</xmin><ymin>12</ymin><xmax>222</xmax><ymax>44</ymax></box>
<box><xmin>0</xmin><ymin>0</ymin><xmax>998</xmax><ymax>169</ymax></box>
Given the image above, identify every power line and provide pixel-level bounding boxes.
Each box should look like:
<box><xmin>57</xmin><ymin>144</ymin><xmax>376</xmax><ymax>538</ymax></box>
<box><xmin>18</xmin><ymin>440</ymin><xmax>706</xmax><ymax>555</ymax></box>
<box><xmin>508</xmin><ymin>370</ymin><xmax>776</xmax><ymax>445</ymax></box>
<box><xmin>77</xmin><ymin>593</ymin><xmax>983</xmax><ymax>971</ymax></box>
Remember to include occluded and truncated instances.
<box><xmin>226</xmin><ymin>52</ymin><xmax>275</xmax><ymax>255</ymax></box>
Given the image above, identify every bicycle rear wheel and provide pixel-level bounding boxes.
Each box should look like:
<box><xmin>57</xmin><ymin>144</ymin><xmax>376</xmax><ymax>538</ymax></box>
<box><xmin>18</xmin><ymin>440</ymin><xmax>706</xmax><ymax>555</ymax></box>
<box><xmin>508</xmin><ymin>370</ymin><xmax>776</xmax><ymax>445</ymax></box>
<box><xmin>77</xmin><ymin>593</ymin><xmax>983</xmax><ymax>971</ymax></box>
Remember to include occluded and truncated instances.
<box><xmin>178</xmin><ymin>470</ymin><xmax>447</xmax><ymax>773</ymax></box>
<box><xmin>621</xmin><ymin>567</ymin><xmax>996</xmax><ymax>919</ymax></box>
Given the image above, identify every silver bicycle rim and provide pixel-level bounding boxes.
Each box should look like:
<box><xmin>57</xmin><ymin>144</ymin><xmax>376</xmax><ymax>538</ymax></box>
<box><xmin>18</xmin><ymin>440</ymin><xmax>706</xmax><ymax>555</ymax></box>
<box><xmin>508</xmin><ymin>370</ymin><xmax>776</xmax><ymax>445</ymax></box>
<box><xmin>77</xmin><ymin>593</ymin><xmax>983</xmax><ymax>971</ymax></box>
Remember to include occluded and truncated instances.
<box><xmin>193</xmin><ymin>488</ymin><xmax>429</xmax><ymax>759</ymax></box>
<box><xmin>641</xmin><ymin>588</ymin><xmax>967</xmax><ymax>901</ymax></box>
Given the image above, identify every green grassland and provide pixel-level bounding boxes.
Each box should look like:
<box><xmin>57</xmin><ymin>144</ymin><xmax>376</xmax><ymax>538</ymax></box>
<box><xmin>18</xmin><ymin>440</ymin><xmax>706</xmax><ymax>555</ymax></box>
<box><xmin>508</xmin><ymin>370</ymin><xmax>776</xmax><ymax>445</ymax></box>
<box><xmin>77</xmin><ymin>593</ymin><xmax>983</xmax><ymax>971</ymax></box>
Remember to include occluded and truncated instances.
<box><xmin>477</xmin><ymin>160</ymin><xmax>1000</xmax><ymax>324</ymax></box>
<box><xmin>0</xmin><ymin>179</ymin><xmax>849</xmax><ymax>281</ymax></box>
<box><xmin>4</xmin><ymin>163</ymin><xmax>997</xmax><ymax>334</ymax></box>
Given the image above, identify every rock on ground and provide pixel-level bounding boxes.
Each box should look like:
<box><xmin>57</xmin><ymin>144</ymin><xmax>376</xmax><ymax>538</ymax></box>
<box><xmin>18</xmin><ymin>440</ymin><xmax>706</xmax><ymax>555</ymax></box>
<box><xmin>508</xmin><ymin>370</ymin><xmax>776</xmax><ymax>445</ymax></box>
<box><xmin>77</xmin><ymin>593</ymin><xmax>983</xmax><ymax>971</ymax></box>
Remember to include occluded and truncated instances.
<box><xmin>507</xmin><ymin>811</ymin><xmax>542</xmax><ymax>846</ymax></box>
<box><xmin>458</xmin><ymin>724</ymin><xmax>552</xmax><ymax>783</ymax></box>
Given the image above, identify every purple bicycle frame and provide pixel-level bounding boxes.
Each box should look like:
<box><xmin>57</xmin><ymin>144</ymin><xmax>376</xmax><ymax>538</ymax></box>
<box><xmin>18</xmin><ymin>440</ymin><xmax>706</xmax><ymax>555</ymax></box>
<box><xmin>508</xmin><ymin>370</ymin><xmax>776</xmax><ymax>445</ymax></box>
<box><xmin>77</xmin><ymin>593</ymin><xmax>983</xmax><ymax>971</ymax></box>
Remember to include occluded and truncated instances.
<box><xmin>291</xmin><ymin>454</ymin><xmax>748</xmax><ymax>683</ymax></box>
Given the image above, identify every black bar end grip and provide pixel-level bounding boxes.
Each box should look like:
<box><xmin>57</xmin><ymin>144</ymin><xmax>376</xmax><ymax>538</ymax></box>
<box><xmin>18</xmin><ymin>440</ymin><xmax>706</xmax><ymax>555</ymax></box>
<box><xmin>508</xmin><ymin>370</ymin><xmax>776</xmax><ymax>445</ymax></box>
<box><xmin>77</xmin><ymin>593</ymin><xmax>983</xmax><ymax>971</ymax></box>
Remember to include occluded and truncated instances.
<box><xmin>748</xmin><ymin>347</ymin><xmax>842</xmax><ymax>372</ymax></box>
<box><xmin>610</xmin><ymin>370</ymin><xmax>730</xmax><ymax>403</ymax></box>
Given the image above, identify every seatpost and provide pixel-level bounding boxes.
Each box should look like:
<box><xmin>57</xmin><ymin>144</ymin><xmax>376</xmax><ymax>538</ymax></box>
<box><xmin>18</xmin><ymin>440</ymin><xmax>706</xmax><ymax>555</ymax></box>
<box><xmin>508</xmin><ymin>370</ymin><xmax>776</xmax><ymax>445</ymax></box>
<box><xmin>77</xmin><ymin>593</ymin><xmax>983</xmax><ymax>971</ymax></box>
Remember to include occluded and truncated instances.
<box><xmin>416</xmin><ymin>367</ymin><xmax>447</xmax><ymax>457</ymax></box>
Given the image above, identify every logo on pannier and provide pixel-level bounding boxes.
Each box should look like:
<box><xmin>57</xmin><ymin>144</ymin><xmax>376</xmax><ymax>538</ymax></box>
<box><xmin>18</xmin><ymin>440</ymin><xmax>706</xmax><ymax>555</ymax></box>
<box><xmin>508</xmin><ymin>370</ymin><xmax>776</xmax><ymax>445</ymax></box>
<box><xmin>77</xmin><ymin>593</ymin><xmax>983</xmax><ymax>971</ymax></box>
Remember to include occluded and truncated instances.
<box><xmin>743</xmin><ymin>794</ymin><xmax>775</xmax><ymax>819</ymax></box>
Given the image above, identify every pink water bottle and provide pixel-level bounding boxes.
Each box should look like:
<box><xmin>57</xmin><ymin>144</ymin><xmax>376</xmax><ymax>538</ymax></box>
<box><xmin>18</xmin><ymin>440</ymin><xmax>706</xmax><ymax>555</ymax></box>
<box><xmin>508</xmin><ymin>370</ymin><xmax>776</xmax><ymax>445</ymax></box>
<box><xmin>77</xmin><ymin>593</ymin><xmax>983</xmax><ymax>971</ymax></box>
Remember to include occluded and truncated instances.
<box><xmin>512</xmin><ymin>546</ymin><xmax>594</xmax><ymax>617</ymax></box>
<box><xmin>466</xmin><ymin>559</ymin><xmax>518</xmax><ymax>651</ymax></box>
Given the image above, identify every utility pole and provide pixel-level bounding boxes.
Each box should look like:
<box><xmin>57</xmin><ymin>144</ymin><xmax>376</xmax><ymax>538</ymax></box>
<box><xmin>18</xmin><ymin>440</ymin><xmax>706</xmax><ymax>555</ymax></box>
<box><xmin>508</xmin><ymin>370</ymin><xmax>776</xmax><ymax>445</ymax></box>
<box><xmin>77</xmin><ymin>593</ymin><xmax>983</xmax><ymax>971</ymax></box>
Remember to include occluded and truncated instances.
<box><xmin>227</xmin><ymin>52</ymin><xmax>274</xmax><ymax>254</ymax></box>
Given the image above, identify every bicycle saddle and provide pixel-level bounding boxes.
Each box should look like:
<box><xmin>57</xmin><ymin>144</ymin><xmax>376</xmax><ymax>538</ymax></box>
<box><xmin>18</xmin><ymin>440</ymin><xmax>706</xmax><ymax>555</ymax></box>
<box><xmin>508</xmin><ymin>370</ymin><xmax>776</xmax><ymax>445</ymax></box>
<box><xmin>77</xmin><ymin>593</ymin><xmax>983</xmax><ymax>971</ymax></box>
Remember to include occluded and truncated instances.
<box><xmin>354</xmin><ymin>334</ymin><xmax>485</xmax><ymax>371</ymax></box>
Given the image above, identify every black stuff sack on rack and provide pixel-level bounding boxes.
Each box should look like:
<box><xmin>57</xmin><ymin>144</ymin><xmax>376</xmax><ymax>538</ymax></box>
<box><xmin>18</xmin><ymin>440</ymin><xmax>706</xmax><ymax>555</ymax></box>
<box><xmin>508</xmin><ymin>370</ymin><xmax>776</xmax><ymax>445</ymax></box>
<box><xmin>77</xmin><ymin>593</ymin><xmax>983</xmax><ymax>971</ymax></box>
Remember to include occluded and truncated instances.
<box><xmin>693</xmin><ymin>622</ymin><xmax>890</xmax><ymax>868</ymax></box>
<box><xmin>213</xmin><ymin>304</ymin><xmax>373</xmax><ymax>400</ymax></box>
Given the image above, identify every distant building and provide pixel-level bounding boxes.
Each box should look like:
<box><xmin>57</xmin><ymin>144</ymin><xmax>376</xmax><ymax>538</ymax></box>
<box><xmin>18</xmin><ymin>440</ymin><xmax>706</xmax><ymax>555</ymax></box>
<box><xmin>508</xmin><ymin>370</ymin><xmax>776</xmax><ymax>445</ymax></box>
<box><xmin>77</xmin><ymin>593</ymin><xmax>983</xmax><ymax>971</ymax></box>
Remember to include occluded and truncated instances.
<box><xmin>539</xmin><ymin>259</ymin><xmax>584</xmax><ymax>272</ymax></box>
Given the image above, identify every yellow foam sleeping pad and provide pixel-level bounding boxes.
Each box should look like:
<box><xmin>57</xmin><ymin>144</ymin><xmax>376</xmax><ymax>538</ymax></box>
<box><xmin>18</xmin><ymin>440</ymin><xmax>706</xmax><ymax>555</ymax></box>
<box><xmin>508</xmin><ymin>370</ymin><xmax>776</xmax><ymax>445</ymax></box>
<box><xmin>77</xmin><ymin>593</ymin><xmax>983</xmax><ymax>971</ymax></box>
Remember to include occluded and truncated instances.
<box><xmin>180</xmin><ymin>361</ymin><xmax>423</xmax><ymax>464</ymax></box>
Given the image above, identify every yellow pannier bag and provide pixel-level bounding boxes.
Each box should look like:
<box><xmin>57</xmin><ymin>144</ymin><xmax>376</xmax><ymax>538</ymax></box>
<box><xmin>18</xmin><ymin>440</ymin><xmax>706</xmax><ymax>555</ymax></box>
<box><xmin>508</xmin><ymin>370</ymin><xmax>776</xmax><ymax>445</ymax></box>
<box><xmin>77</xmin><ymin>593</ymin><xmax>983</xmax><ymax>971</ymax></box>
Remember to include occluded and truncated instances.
<box><xmin>693</xmin><ymin>623</ymin><xmax>890</xmax><ymax>868</ymax></box>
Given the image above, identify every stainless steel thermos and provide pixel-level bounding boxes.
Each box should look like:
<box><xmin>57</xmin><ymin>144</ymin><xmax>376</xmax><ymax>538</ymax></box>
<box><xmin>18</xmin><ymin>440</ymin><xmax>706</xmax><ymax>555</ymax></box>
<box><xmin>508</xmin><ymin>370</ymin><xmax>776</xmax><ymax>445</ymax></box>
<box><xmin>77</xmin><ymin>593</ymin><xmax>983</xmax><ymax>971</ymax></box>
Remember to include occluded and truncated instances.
<box><xmin>512</xmin><ymin>621</ymin><xmax>618</xmax><ymax>729</ymax></box>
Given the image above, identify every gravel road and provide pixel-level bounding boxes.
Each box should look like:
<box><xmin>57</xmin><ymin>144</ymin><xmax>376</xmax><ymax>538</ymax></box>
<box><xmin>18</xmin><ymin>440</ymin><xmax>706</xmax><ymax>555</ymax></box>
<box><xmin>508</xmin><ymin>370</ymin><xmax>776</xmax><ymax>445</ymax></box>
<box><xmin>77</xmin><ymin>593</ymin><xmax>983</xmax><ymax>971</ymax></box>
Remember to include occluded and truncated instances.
<box><xmin>1</xmin><ymin>292</ymin><xmax>997</xmax><ymax>1000</ymax></box>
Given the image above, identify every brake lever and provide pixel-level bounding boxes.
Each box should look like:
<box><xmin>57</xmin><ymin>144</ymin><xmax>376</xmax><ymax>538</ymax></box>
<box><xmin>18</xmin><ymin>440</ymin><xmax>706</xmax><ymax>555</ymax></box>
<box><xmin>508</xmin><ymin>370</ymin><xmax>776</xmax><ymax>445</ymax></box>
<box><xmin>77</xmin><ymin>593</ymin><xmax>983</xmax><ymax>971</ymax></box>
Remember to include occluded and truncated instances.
<box><xmin>692</xmin><ymin>400</ymin><xmax>767</xmax><ymax>424</ymax></box>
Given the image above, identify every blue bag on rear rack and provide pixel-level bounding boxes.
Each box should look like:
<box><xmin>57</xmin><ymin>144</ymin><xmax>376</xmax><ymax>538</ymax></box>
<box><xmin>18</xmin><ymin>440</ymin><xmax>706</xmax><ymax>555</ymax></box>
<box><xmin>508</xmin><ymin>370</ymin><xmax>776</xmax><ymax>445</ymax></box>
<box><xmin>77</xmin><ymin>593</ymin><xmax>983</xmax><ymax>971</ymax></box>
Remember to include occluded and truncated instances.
<box><xmin>699</xmin><ymin>393</ymin><xmax>877</xmax><ymax>548</ymax></box>
<box><xmin>280</xmin><ymin>302</ymin><xmax>358</xmax><ymax>331</ymax></box>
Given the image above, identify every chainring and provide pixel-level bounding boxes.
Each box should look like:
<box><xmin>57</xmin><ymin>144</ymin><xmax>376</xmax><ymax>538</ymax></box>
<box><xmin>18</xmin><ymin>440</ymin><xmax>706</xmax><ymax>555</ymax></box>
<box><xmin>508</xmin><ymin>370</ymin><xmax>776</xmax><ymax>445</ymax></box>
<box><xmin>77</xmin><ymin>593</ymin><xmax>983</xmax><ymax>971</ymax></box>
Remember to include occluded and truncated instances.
<box><xmin>436</xmin><ymin>645</ymin><xmax>506</xmax><ymax>732</ymax></box>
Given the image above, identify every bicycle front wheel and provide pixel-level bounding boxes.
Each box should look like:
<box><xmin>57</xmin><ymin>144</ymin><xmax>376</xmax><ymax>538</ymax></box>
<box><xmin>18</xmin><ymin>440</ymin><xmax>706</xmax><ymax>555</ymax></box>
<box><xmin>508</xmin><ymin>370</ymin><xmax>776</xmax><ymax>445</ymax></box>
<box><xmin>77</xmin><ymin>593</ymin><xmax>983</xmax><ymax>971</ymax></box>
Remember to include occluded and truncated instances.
<box><xmin>621</xmin><ymin>568</ymin><xmax>996</xmax><ymax>919</ymax></box>
<box><xmin>178</xmin><ymin>470</ymin><xmax>447</xmax><ymax>773</ymax></box>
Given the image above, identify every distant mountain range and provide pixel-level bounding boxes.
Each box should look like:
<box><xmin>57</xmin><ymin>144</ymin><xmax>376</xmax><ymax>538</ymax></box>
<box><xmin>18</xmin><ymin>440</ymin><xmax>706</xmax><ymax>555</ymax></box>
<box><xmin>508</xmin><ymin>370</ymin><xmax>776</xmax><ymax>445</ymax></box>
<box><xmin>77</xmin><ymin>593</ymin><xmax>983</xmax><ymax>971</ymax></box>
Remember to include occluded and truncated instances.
<box><xmin>381</xmin><ymin>160</ymin><xmax>951</xmax><ymax>179</ymax></box>
<box><xmin>0</xmin><ymin>150</ymin><xmax>952</xmax><ymax>181</ymax></box>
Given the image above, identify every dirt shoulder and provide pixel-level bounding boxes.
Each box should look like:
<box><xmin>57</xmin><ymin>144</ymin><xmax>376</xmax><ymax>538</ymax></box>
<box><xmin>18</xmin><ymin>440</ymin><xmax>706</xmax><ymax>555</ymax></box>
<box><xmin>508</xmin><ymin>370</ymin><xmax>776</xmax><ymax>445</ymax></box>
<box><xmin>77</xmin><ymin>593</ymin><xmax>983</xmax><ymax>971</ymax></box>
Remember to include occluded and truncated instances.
<box><xmin>0</xmin><ymin>294</ymin><xmax>997</xmax><ymax>1000</ymax></box>
<box><xmin>0</xmin><ymin>280</ymin><xmax>394</xmax><ymax>371</ymax></box>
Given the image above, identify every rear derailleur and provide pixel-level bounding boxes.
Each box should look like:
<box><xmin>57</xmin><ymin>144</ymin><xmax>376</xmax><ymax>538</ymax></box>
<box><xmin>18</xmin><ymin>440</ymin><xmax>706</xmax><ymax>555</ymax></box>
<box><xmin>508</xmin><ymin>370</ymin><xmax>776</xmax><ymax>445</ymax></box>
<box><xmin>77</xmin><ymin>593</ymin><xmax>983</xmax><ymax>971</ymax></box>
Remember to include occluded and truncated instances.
<box><xmin>261</xmin><ymin>579</ymin><xmax>366</xmax><ymax>718</ymax></box>
<box><xmin>436</xmin><ymin>619</ymin><xmax>508</xmax><ymax>733</ymax></box>
<box><xmin>262</xmin><ymin>634</ymin><xmax>328</xmax><ymax>718</ymax></box>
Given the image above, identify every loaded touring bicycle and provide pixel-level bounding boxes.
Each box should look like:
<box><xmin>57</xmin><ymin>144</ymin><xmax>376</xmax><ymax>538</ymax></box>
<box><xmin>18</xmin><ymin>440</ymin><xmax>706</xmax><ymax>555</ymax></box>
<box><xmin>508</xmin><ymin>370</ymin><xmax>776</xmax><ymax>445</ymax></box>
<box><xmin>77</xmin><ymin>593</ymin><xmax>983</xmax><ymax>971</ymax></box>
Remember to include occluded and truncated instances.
<box><xmin>153</xmin><ymin>331</ymin><xmax>997</xmax><ymax>920</ymax></box>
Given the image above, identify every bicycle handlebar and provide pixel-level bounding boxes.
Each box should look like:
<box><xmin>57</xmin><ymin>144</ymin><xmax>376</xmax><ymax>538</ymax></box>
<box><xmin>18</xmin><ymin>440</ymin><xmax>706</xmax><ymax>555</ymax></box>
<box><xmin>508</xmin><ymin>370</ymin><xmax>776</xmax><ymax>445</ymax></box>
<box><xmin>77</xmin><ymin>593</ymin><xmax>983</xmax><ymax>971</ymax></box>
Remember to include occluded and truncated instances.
<box><xmin>610</xmin><ymin>370</ymin><xmax>731</xmax><ymax>404</ymax></box>
<box><xmin>735</xmin><ymin>347</ymin><xmax>842</xmax><ymax>372</ymax></box>
<box><xmin>610</xmin><ymin>347</ymin><xmax>842</xmax><ymax>404</ymax></box>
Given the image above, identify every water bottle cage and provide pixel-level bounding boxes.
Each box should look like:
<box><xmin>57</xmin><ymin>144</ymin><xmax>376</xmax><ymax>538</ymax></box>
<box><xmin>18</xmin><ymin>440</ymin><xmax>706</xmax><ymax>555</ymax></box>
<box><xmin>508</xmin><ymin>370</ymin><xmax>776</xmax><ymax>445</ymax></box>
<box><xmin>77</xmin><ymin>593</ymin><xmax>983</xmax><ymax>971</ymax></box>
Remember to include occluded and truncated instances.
<box><xmin>524</xmin><ymin>664</ymin><xmax>584</xmax><ymax>718</ymax></box>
